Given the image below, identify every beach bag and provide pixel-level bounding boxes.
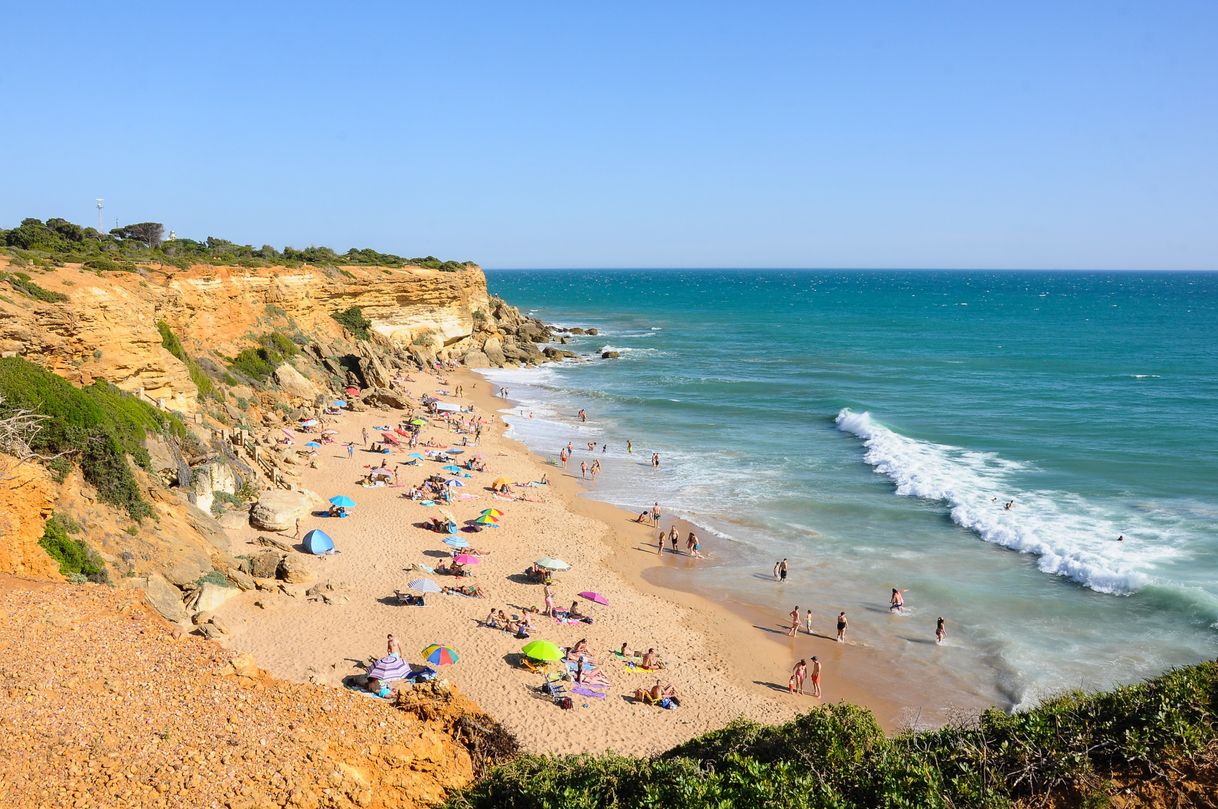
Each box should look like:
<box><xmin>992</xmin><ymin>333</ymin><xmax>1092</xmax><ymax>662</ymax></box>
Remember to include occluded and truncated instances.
<box><xmin>541</xmin><ymin>682</ymin><xmax>554</xmax><ymax>695</ymax></box>
<box><xmin>558</xmin><ymin>696</ymin><xmax>573</xmax><ymax>710</ymax></box>
<box><xmin>659</xmin><ymin>697</ymin><xmax>673</xmax><ymax>709</ymax></box>
<box><xmin>515</xmin><ymin>628</ymin><xmax>530</xmax><ymax>639</ymax></box>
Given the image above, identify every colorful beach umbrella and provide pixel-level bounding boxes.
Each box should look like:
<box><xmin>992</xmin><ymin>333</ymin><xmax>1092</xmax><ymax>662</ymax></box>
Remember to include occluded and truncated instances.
<box><xmin>491</xmin><ymin>477</ymin><xmax>512</xmax><ymax>489</ymax></box>
<box><xmin>371</xmin><ymin>468</ymin><xmax>393</xmax><ymax>479</ymax></box>
<box><xmin>407</xmin><ymin>577</ymin><xmax>442</xmax><ymax>593</ymax></box>
<box><xmin>534</xmin><ymin>557</ymin><xmax>570</xmax><ymax>571</ymax></box>
<box><xmin>480</xmin><ymin>508</ymin><xmax>504</xmax><ymax>517</ymax></box>
<box><xmin>368</xmin><ymin>655</ymin><xmax>410</xmax><ymax>681</ymax></box>
<box><xmin>521</xmin><ymin>640</ymin><xmax>563</xmax><ymax>662</ymax></box>
<box><xmin>471</xmin><ymin>514</ymin><xmax>501</xmax><ymax>527</ymax></box>
<box><xmin>578</xmin><ymin>591</ymin><xmax>609</xmax><ymax>605</ymax></box>
<box><xmin>452</xmin><ymin>554</ymin><xmax>480</xmax><ymax>565</ymax></box>
<box><xmin>329</xmin><ymin>495</ymin><xmax>357</xmax><ymax>508</ymax></box>
<box><xmin>304</xmin><ymin>441</ymin><xmax>322</xmax><ymax>448</ymax></box>
<box><xmin>421</xmin><ymin>644</ymin><xmax>459</xmax><ymax>666</ymax></box>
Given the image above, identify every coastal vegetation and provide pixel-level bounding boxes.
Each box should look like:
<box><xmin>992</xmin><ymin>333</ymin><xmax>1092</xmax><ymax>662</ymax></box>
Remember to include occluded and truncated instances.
<box><xmin>156</xmin><ymin>320</ymin><xmax>217</xmax><ymax>399</ymax></box>
<box><xmin>331</xmin><ymin>306</ymin><xmax>373</xmax><ymax>340</ymax></box>
<box><xmin>228</xmin><ymin>332</ymin><xmax>300</xmax><ymax>384</ymax></box>
<box><xmin>39</xmin><ymin>513</ymin><xmax>107</xmax><ymax>583</ymax></box>
<box><xmin>0</xmin><ymin>357</ymin><xmax>193</xmax><ymax>520</ymax></box>
<box><xmin>447</xmin><ymin>661</ymin><xmax>1218</xmax><ymax>808</ymax></box>
<box><xmin>0</xmin><ymin>215</ymin><xmax>475</xmax><ymax>272</ymax></box>
<box><xmin>1</xmin><ymin>269</ymin><xmax>68</xmax><ymax>303</ymax></box>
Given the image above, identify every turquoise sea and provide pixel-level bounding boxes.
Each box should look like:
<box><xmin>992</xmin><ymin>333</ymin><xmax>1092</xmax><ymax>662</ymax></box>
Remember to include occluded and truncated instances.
<box><xmin>481</xmin><ymin>269</ymin><xmax>1218</xmax><ymax>717</ymax></box>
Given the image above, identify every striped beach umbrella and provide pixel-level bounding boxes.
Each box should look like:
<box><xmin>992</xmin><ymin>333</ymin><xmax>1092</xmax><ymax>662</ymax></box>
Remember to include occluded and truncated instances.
<box><xmin>368</xmin><ymin>655</ymin><xmax>410</xmax><ymax>681</ymax></box>
<box><xmin>421</xmin><ymin>644</ymin><xmax>459</xmax><ymax>666</ymax></box>
<box><xmin>471</xmin><ymin>514</ymin><xmax>500</xmax><ymax>527</ymax></box>
<box><xmin>407</xmin><ymin>577</ymin><xmax>442</xmax><ymax>593</ymax></box>
<box><xmin>480</xmin><ymin>508</ymin><xmax>504</xmax><ymax>517</ymax></box>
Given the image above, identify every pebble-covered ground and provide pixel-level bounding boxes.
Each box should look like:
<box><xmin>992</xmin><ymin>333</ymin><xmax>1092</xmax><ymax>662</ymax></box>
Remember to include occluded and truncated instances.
<box><xmin>0</xmin><ymin>576</ymin><xmax>473</xmax><ymax>809</ymax></box>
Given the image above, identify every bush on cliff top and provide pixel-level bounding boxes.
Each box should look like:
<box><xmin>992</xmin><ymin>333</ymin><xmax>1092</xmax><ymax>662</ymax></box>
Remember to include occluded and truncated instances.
<box><xmin>228</xmin><ymin>332</ymin><xmax>299</xmax><ymax>384</ymax></box>
<box><xmin>0</xmin><ymin>357</ymin><xmax>194</xmax><ymax>520</ymax></box>
<box><xmin>1</xmin><ymin>270</ymin><xmax>68</xmax><ymax>303</ymax></box>
<box><xmin>446</xmin><ymin>662</ymin><xmax>1218</xmax><ymax>809</ymax></box>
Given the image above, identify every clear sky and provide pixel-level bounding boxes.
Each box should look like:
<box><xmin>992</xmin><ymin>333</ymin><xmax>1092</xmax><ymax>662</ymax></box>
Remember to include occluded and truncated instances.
<box><xmin>3</xmin><ymin>1</ymin><xmax>1216</xmax><ymax>269</ymax></box>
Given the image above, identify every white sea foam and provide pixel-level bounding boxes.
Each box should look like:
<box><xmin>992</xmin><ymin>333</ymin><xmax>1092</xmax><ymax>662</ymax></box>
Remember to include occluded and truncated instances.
<box><xmin>834</xmin><ymin>408</ymin><xmax>1180</xmax><ymax>595</ymax></box>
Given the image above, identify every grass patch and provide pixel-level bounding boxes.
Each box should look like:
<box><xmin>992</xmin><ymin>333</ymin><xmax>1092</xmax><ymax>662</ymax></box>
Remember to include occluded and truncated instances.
<box><xmin>40</xmin><ymin>514</ymin><xmax>108</xmax><ymax>583</ymax></box>
<box><xmin>1</xmin><ymin>271</ymin><xmax>68</xmax><ymax>303</ymax></box>
<box><xmin>331</xmin><ymin>306</ymin><xmax>373</xmax><ymax>340</ymax></box>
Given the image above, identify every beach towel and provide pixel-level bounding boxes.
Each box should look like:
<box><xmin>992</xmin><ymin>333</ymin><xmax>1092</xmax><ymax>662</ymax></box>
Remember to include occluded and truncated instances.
<box><xmin>571</xmin><ymin>686</ymin><xmax>608</xmax><ymax>699</ymax></box>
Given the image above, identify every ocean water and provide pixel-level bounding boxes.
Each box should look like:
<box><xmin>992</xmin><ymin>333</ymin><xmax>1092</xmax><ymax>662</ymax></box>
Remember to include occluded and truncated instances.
<box><xmin>481</xmin><ymin>269</ymin><xmax>1218</xmax><ymax>715</ymax></box>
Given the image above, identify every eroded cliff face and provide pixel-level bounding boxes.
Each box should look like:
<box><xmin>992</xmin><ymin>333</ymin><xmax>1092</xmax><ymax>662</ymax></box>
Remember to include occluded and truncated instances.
<box><xmin>0</xmin><ymin>457</ymin><xmax>60</xmax><ymax>580</ymax></box>
<box><xmin>0</xmin><ymin>258</ymin><xmax>537</xmax><ymax>417</ymax></box>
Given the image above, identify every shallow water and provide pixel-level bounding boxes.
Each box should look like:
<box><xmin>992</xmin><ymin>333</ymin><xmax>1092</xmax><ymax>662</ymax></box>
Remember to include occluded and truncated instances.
<box><xmin>482</xmin><ymin>269</ymin><xmax>1218</xmax><ymax>711</ymax></box>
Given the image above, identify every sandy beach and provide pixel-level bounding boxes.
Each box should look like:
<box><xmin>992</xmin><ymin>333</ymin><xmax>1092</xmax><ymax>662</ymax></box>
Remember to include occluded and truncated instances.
<box><xmin>215</xmin><ymin>367</ymin><xmax>913</xmax><ymax>756</ymax></box>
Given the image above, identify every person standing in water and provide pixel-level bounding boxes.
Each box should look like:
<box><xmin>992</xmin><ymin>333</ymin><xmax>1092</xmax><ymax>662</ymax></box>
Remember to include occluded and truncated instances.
<box><xmin>657</xmin><ymin>532</ymin><xmax>665</xmax><ymax>555</ymax></box>
<box><xmin>890</xmin><ymin>588</ymin><xmax>905</xmax><ymax>613</ymax></box>
<box><xmin>836</xmin><ymin>611</ymin><xmax>848</xmax><ymax>642</ymax></box>
<box><xmin>805</xmin><ymin>608</ymin><xmax>814</xmax><ymax>635</ymax></box>
<box><xmin>778</xmin><ymin>558</ymin><xmax>789</xmax><ymax>583</ymax></box>
<box><xmin>936</xmin><ymin>617</ymin><xmax>946</xmax><ymax>644</ymax></box>
<box><xmin>651</xmin><ymin>452</ymin><xmax>661</xmax><ymax>468</ymax></box>
<box><xmin>809</xmin><ymin>656</ymin><xmax>822</xmax><ymax>697</ymax></box>
<box><xmin>627</xmin><ymin>439</ymin><xmax>633</xmax><ymax>454</ymax></box>
<box><xmin>580</xmin><ymin>461</ymin><xmax>587</xmax><ymax>479</ymax></box>
<box><xmin>788</xmin><ymin>606</ymin><xmax>801</xmax><ymax>637</ymax></box>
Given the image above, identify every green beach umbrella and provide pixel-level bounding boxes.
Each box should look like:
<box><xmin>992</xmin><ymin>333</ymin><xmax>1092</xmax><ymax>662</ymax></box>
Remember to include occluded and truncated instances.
<box><xmin>534</xmin><ymin>557</ymin><xmax>570</xmax><ymax>571</ymax></box>
<box><xmin>521</xmin><ymin>640</ymin><xmax>563</xmax><ymax>662</ymax></box>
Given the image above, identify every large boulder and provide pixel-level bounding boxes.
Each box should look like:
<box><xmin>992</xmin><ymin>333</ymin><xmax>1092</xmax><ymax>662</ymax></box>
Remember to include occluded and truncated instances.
<box><xmin>142</xmin><ymin>573</ymin><xmax>188</xmax><ymax>623</ymax></box>
<box><xmin>247</xmin><ymin>549</ymin><xmax>284</xmax><ymax>579</ymax></box>
<box><xmin>187</xmin><ymin>581</ymin><xmax>239</xmax><ymax>613</ymax></box>
<box><xmin>363</xmin><ymin>387</ymin><xmax>409</xmax><ymax>410</ymax></box>
<box><xmin>249</xmin><ymin>490</ymin><xmax>314</xmax><ymax>531</ymax></box>
<box><xmin>601</xmin><ymin>350</ymin><xmax>621</xmax><ymax>359</ymax></box>
<box><xmin>278</xmin><ymin>554</ymin><xmax>313</xmax><ymax>584</ymax></box>
<box><xmin>462</xmin><ymin>350</ymin><xmax>491</xmax><ymax>368</ymax></box>
<box><xmin>272</xmin><ymin>363</ymin><xmax>319</xmax><ymax>399</ymax></box>
<box><xmin>481</xmin><ymin>336</ymin><xmax>506</xmax><ymax>366</ymax></box>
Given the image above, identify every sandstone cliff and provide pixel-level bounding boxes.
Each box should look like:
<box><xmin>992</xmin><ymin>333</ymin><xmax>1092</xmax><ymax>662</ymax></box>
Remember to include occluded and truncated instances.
<box><xmin>0</xmin><ymin>458</ymin><xmax>61</xmax><ymax>580</ymax></box>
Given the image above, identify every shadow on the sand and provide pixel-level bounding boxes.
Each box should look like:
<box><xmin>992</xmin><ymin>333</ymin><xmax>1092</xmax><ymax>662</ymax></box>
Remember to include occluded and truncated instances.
<box><xmin>421</xmin><ymin>549</ymin><xmax>450</xmax><ymax>558</ymax></box>
<box><xmin>753</xmin><ymin>680</ymin><xmax>792</xmax><ymax>694</ymax></box>
<box><xmin>750</xmin><ymin>572</ymin><xmax>777</xmax><ymax>582</ymax></box>
<box><xmin>753</xmin><ymin>624</ymin><xmax>798</xmax><ymax>638</ymax></box>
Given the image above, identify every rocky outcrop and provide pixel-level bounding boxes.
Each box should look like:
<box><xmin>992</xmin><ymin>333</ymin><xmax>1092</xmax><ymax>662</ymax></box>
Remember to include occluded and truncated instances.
<box><xmin>0</xmin><ymin>458</ymin><xmax>60</xmax><ymax>579</ymax></box>
<box><xmin>249</xmin><ymin>489</ymin><xmax>316</xmax><ymax>531</ymax></box>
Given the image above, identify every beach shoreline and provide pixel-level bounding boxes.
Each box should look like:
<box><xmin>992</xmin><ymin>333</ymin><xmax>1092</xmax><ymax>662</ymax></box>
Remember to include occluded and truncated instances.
<box><xmin>211</xmin><ymin>364</ymin><xmax>953</xmax><ymax>757</ymax></box>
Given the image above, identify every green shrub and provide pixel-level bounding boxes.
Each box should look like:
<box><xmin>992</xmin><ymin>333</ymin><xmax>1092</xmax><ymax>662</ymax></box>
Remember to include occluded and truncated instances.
<box><xmin>331</xmin><ymin>306</ymin><xmax>373</xmax><ymax>340</ymax></box>
<box><xmin>194</xmin><ymin>569</ymin><xmax>231</xmax><ymax>588</ymax></box>
<box><xmin>83</xmin><ymin>256</ymin><xmax>129</xmax><ymax>272</ymax></box>
<box><xmin>228</xmin><ymin>332</ymin><xmax>299</xmax><ymax>384</ymax></box>
<box><xmin>39</xmin><ymin>514</ymin><xmax>107</xmax><ymax>583</ymax></box>
<box><xmin>448</xmin><ymin>663</ymin><xmax>1218</xmax><ymax>809</ymax></box>
<box><xmin>1</xmin><ymin>271</ymin><xmax>68</xmax><ymax>303</ymax></box>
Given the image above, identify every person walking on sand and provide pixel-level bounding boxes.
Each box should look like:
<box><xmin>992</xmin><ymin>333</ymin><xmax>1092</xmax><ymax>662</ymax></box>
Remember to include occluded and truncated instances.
<box><xmin>890</xmin><ymin>588</ymin><xmax>905</xmax><ymax>613</ymax></box>
<box><xmin>387</xmin><ymin>634</ymin><xmax>402</xmax><ymax>658</ymax></box>
<box><xmin>670</xmin><ymin>529</ymin><xmax>679</xmax><ymax>554</ymax></box>
<box><xmin>810</xmin><ymin>656</ymin><xmax>822</xmax><ymax>697</ymax></box>
<box><xmin>652</xmin><ymin>502</ymin><xmax>662</xmax><ymax>525</ymax></box>
<box><xmin>657</xmin><ymin>532</ymin><xmax>665</xmax><ymax>555</ymax></box>
<box><xmin>836</xmin><ymin>611</ymin><xmax>848</xmax><ymax>642</ymax></box>
<box><xmin>559</xmin><ymin>448</ymin><xmax>569</xmax><ymax>469</ymax></box>
<box><xmin>347</xmin><ymin>442</ymin><xmax>355</xmax><ymax>459</ymax></box>
<box><xmin>778</xmin><ymin>558</ymin><xmax>789</xmax><ymax>583</ymax></box>
<box><xmin>362</xmin><ymin>427</ymin><xmax>369</xmax><ymax>448</ymax></box>
<box><xmin>788</xmin><ymin>606</ymin><xmax>801</xmax><ymax>637</ymax></box>
<box><xmin>790</xmin><ymin>659</ymin><xmax>807</xmax><ymax>694</ymax></box>
<box><xmin>543</xmin><ymin>585</ymin><xmax>556</xmax><ymax>617</ymax></box>
<box><xmin>936</xmin><ymin>616</ymin><xmax>946</xmax><ymax>644</ymax></box>
<box><xmin>805</xmin><ymin>608</ymin><xmax>814</xmax><ymax>635</ymax></box>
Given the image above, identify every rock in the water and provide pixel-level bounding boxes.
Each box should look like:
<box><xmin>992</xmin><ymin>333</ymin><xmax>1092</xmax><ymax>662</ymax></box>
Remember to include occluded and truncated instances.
<box><xmin>601</xmin><ymin>350</ymin><xmax>621</xmax><ymax>359</ymax></box>
<box><xmin>248</xmin><ymin>549</ymin><xmax>284</xmax><ymax>580</ymax></box>
<box><xmin>249</xmin><ymin>490</ymin><xmax>313</xmax><ymax>531</ymax></box>
<box><xmin>278</xmin><ymin>554</ymin><xmax>313</xmax><ymax>584</ymax></box>
<box><xmin>585</xmin><ymin>327</ymin><xmax>598</xmax><ymax>336</ymax></box>
<box><xmin>568</xmin><ymin>327</ymin><xmax>586</xmax><ymax>335</ymax></box>
<box><xmin>142</xmin><ymin>573</ymin><xmax>188</xmax><ymax>623</ymax></box>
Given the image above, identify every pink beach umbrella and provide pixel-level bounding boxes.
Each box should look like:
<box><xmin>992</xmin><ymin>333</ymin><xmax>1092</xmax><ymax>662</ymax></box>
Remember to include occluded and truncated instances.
<box><xmin>578</xmin><ymin>591</ymin><xmax>609</xmax><ymax>606</ymax></box>
<box><xmin>452</xmin><ymin>554</ymin><xmax>481</xmax><ymax>565</ymax></box>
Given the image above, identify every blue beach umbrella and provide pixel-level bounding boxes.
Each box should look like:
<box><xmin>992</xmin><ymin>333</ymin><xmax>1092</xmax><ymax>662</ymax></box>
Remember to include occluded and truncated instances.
<box><xmin>443</xmin><ymin>536</ymin><xmax>470</xmax><ymax>548</ymax></box>
<box><xmin>302</xmin><ymin>529</ymin><xmax>335</xmax><ymax>555</ymax></box>
<box><xmin>329</xmin><ymin>495</ymin><xmax>356</xmax><ymax>508</ymax></box>
<box><xmin>442</xmin><ymin>465</ymin><xmax>462</xmax><ymax>473</ymax></box>
<box><xmin>445</xmin><ymin>479</ymin><xmax>464</xmax><ymax>487</ymax></box>
<box><xmin>304</xmin><ymin>441</ymin><xmax>322</xmax><ymax>448</ymax></box>
<box><xmin>332</xmin><ymin>399</ymin><xmax>347</xmax><ymax>407</ymax></box>
<box><xmin>408</xmin><ymin>453</ymin><xmax>425</xmax><ymax>460</ymax></box>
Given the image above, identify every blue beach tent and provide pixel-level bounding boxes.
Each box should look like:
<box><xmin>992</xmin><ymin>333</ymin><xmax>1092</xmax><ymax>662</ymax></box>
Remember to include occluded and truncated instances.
<box><xmin>303</xmin><ymin>529</ymin><xmax>335</xmax><ymax>555</ymax></box>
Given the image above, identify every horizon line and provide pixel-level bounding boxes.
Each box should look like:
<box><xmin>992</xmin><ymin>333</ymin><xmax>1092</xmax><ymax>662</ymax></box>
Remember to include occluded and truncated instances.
<box><xmin>485</xmin><ymin>266</ymin><xmax>1218</xmax><ymax>273</ymax></box>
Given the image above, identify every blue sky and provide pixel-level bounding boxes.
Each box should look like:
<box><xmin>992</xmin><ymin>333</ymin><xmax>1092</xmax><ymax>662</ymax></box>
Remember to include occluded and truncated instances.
<box><xmin>3</xmin><ymin>1</ymin><xmax>1216</xmax><ymax>269</ymax></box>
